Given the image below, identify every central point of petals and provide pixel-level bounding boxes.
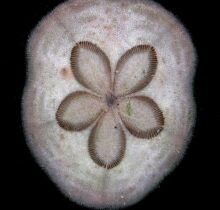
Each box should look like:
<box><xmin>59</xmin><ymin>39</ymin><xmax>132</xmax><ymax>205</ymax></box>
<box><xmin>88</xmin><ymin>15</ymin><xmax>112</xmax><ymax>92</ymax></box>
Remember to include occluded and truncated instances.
<box><xmin>105</xmin><ymin>93</ymin><xmax>117</xmax><ymax>108</ymax></box>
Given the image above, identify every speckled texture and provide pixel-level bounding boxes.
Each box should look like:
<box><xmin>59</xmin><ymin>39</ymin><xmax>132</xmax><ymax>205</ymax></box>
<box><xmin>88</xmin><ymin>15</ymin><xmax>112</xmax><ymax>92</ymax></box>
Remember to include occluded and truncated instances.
<box><xmin>22</xmin><ymin>0</ymin><xmax>196</xmax><ymax>208</ymax></box>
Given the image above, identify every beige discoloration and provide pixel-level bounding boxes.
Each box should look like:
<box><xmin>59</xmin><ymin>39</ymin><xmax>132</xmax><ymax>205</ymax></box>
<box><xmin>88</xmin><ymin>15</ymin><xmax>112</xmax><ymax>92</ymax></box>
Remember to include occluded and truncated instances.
<box><xmin>104</xmin><ymin>24</ymin><xmax>113</xmax><ymax>31</ymax></box>
<box><xmin>60</xmin><ymin>133</ymin><xmax>65</xmax><ymax>140</ymax></box>
<box><xmin>78</xmin><ymin>16</ymin><xmax>97</xmax><ymax>24</ymax></box>
<box><xmin>105</xmin><ymin>7</ymin><xmax>112</xmax><ymax>14</ymax></box>
<box><xmin>122</xmin><ymin>15</ymin><xmax>128</xmax><ymax>22</ymax></box>
<box><xmin>68</xmin><ymin>0</ymin><xmax>99</xmax><ymax>13</ymax></box>
<box><xmin>60</xmin><ymin>67</ymin><xmax>72</xmax><ymax>80</ymax></box>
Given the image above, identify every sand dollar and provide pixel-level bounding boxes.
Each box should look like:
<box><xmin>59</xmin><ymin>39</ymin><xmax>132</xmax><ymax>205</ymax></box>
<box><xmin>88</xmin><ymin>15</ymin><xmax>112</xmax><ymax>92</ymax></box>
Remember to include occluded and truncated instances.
<box><xmin>22</xmin><ymin>0</ymin><xmax>196</xmax><ymax>208</ymax></box>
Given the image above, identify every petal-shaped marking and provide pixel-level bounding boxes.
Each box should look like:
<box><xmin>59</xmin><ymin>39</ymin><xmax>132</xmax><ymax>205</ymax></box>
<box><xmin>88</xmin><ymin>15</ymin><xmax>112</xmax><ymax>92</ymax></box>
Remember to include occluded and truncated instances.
<box><xmin>56</xmin><ymin>91</ymin><xmax>103</xmax><ymax>131</ymax></box>
<box><xmin>118</xmin><ymin>96</ymin><xmax>164</xmax><ymax>139</ymax></box>
<box><xmin>71</xmin><ymin>41</ymin><xmax>112</xmax><ymax>95</ymax></box>
<box><xmin>88</xmin><ymin>111</ymin><xmax>126</xmax><ymax>169</ymax></box>
<box><xmin>113</xmin><ymin>45</ymin><xmax>157</xmax><ymax>97</ymax></box>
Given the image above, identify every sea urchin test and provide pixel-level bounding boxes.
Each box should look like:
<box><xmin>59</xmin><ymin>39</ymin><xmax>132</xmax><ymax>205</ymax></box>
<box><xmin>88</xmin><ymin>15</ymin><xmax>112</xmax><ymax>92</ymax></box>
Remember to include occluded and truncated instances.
<box><xmin>22</xmin><ymin>0</ymin><xmax>196</xmax><ymax>208</ymax></box>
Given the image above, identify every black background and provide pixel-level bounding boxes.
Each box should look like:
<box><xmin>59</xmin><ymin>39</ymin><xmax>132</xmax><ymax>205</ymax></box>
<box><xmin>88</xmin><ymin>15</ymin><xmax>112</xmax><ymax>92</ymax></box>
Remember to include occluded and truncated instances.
<box><xmin>5</xmin><ymin>0</ymin><xmax>216</xmax><ymax>209</ymax></box>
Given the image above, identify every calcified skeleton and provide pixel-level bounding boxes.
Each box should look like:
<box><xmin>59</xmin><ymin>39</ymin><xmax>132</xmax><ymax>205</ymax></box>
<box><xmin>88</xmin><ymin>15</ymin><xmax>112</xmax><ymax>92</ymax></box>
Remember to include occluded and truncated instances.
<box><xmin>23</xmin><ymin>0</ymin><xmax>196</xmax><ymax>209</ymax></box>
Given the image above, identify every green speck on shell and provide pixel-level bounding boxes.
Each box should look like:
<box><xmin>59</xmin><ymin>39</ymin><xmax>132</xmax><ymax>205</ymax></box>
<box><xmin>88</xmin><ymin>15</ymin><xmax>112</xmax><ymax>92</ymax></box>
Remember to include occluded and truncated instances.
<box><xmin>125</xmin><ymin>101</ymin><xmax>132</xmax><ymax>116</ymax></box>
<box><xmin>123</xmin><ymin>83</ymin><xmax>128</xmax><ymax>92</ymax></box>
<box><xmin>188</xmin><ymin>110</ymin><xmax>193</xmax><ymax>122</ymax></box>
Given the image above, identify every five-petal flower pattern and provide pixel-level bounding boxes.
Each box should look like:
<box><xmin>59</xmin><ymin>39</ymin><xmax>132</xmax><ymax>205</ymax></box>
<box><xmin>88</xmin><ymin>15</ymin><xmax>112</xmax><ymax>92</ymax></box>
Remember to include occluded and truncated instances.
<box><xmin>56</xmin><ymin>41</ymin><xmax>165</xmax><ymax>169</ymax></box>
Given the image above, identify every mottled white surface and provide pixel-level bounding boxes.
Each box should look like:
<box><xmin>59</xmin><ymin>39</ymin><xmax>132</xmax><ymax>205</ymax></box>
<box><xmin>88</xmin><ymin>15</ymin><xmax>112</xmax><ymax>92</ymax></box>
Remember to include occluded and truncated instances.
<box><xmin>22</xmin><ymin>0</ymin><xmax>196</xmax><ymax>208</ymax></box>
